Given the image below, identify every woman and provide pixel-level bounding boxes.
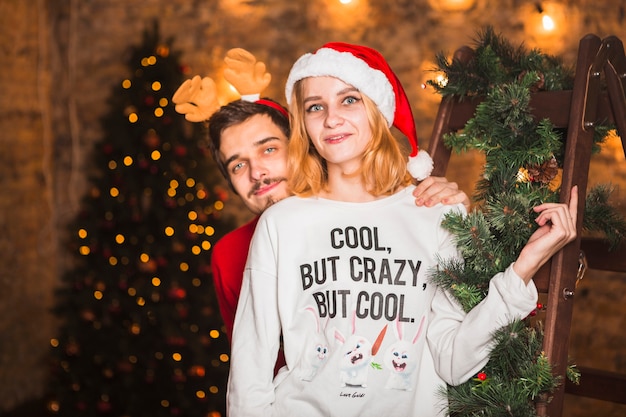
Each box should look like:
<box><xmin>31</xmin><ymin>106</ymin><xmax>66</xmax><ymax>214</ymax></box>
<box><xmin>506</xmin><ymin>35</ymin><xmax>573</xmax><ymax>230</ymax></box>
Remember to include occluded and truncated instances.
<box><xmin>227</xmin><ymin>42</ymin><xmax>577</xmax><ymax>417</ymax></box>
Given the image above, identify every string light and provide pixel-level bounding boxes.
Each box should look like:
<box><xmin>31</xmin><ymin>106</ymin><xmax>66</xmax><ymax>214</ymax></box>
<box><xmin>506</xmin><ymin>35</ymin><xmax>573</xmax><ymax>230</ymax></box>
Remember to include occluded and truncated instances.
<box><xmin>435</xmin><ymin>74</ymin><xmax>448</xmax><ymax>88</ymax></box>
<box><xmin>542</xmin><ymin>14</ymin><xmax>555</xmax><ymax>31</ymax></box>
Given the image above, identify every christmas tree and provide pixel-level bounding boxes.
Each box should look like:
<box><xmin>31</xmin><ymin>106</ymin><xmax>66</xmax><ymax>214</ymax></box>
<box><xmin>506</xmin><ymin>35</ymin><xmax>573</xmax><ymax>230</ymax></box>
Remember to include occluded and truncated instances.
<box><xmin>427</xmin><ymin>27</ymin><xmax>626</xmax><ymax>416</ymax></box>
<box><xmin>48</xmin><ymin>22</ymin><xmax>234</xmax><ymax>417</ymax></box>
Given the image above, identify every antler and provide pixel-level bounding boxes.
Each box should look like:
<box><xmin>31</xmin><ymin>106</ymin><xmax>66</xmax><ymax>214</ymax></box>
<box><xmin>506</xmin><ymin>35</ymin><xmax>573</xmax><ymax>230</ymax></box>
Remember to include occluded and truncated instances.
<box><xmin>223</xmin><ymin>48</ymin><xmax>272</xmax><ymax>97</ymax></box>
<box><xmin>172</xmin><ymin>75</ymin><xmax>220</xmax><ymax>122</ymax></box>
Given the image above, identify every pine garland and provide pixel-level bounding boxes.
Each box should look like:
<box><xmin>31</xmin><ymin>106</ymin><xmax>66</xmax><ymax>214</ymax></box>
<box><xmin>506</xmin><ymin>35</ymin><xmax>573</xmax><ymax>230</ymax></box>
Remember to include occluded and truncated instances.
<box><xmin>427</xmin><ymin>26</ymin><xmax>625</xmax><ymax>416</ymax></box>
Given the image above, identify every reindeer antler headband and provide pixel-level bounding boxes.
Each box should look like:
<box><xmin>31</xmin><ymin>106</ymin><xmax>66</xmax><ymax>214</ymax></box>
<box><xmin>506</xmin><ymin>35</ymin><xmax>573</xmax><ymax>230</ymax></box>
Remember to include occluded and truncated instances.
<box><xmin>172</xmin><ymin>48</ymin><xmax>288</xmax><ymax>122</ymax></box>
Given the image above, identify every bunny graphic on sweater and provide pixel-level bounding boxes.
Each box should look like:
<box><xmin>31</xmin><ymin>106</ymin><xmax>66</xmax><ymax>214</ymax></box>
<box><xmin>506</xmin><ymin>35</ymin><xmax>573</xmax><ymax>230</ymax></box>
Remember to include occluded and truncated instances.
<box><xmin>383</xmin><ymin>316</ymin><xmax>426</xmax><ymax>391</ymax></box>
<box><xmin>300</xmin><ymin>306</ymin><xmax>330</xmax><ymax>381</ymax></box>
<box><xmin>334</xmin><ymin>311</ymin><xmax>387</xmax><ymax>388</ymax></box>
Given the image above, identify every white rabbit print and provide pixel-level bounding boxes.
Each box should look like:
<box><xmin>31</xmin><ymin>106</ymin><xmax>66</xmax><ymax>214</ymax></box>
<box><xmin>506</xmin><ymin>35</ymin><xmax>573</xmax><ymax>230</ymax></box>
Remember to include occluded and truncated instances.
<box><xmin>384</xmin><ymin>315</ymin><xmax>426</xmax><ymax>391</ymax></box>
<box><xmin>334</xmin><ymin>311</ymin><xmax>387</xmax><ymax>388</ymax></box>
<box><xmin>301</xmin><ymin>306</ymin><xmax>330</xmax><ymax>381</ymax></box>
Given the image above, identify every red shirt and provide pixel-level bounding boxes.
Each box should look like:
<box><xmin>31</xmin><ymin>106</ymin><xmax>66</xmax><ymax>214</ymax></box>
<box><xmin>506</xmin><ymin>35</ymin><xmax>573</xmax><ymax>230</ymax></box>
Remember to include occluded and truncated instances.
<box><xmin>211</xmin><ymin>217</ymin><xmax>259</xmax><ymax>343</ymax></box>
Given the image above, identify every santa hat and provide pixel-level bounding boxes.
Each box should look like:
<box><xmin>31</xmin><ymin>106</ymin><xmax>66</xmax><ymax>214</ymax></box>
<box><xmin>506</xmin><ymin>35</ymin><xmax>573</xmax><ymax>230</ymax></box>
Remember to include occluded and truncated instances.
<box><xmin>285</xmin><ymin>42</ymin><xmax>433</xmax><ymax>180</ymax></box>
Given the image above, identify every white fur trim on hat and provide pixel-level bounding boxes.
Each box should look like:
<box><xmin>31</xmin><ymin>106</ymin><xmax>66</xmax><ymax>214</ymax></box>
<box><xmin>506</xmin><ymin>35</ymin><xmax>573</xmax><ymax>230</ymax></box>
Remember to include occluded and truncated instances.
<box><xmin>285</xmin><ymin>48</ymin><xmax>396</xmax><ymax>126</ymax></box>
<box><xmin>407</xmin><ymin>151</ymin><xmax>434</xmax><ymax>181</ymax></box>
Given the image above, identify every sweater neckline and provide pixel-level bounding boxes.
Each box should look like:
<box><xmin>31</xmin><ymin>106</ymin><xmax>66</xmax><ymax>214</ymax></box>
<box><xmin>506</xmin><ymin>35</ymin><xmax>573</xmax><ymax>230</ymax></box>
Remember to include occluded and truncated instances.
<box><xmin>309</xmin><ymin>185</ymin><xmax>413</xmax><ymax>209</ymax></box>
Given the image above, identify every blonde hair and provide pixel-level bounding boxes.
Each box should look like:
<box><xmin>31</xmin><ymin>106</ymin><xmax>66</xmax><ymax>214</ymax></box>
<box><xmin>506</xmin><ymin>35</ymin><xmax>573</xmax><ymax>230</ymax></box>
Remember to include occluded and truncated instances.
<box><xmin>287</xmin><ymin>79</ymin><xmax>412</xmax><ymax>197</ymax></box>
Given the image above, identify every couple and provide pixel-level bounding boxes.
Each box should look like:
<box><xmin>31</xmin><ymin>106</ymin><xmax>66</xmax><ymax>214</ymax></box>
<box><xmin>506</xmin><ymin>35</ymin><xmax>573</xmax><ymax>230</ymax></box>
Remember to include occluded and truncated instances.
<box><xmin>188</xmin><ymin>43</ymin><xmax>577</xmax><ymax>417</ymax></box>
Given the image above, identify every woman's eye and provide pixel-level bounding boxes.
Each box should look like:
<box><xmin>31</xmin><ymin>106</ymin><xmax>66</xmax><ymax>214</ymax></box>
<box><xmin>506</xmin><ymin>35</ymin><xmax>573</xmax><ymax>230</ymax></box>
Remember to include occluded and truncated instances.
<box><xmin>264</xmin><ymin>147</ymin><xmax>277</xmax><ymax>154</ymax></box>
<box><xmin>343</xmin><ymin>96</ymin><xmax>360</xmax><ymax>105</ymax></box>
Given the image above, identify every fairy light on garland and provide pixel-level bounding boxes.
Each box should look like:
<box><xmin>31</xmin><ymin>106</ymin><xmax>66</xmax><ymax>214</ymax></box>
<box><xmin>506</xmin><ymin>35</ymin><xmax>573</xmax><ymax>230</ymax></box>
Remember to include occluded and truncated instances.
<box><xmin>426</xmin><ymin>26</ymin><xmax>622</xmax><ymax>416</ymax></box>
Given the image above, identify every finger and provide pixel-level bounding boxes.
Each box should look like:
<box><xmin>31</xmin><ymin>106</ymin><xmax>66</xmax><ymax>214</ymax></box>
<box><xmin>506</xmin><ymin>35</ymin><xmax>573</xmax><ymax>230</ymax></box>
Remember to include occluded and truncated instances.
<box><xmin>414</xmin><ymin>178</ymin><xmax>460</xmax><ymax>201</ymax></box>
<box><xmin>413</xmin><ymin>177</ymin><xmax>436</xmax><ymax>205</ymax></box>
<box><xmin>569</xmin><ymin>185</ymin><xmax>579</xmax><ymax>224</ymax></box>
<box><xmin>534</xmin><ymin>187</ymin><xmax>579</xmax><ymax>227</ymax></box>
<box><xmin>535</xmin><ymin>206</ymin><xmax>577</xmax><ymax>245</ymax></box>
<box><xmin>534</xmin><ymin>205</ymin><xmax>567</xmax><ymax>227</ymax></box>
<box><xmin>412</xmin><ymin>177</ymin><xmax>438</xmax><ymax>196</ymax></box>
<box><xmin>441</xmin><ymin>191</ymin><xmax>471</xmax><ymax>210</ymax></box>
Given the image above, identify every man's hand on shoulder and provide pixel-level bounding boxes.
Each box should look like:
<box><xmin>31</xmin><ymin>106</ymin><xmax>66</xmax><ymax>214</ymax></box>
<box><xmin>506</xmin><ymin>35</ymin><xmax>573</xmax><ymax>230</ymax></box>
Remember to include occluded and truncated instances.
<box><xmin>413</xmin><ymin>176</ymin><xmax>470</xmax><ymax>211</ymax></box>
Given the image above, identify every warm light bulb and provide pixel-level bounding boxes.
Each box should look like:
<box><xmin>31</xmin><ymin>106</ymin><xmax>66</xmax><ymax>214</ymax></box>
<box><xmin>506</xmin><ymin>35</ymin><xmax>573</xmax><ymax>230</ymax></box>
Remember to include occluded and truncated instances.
<box><xmin>542</xmin><ymin>14</ymin><xmax>555</xmax><ymax>31</ymax></box>
<box><xmin>339</xmin><ymin>0</ymin><xmax>352</xmax><ymax>4</ymax></box>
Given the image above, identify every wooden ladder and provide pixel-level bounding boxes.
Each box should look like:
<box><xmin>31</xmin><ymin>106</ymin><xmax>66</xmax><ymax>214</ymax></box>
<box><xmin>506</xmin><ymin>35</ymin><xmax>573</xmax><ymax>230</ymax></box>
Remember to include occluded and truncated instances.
<box><xmin>427</xmin><ymin>34</ymin><xmax>626</xmax><ymax>416</ymax></box>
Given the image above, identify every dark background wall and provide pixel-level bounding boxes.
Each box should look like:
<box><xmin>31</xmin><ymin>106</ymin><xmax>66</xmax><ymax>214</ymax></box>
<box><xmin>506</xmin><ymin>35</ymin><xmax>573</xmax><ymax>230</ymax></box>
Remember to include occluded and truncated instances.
<box><xmin>0</xmin><ymin>0</ymin><xmax>624</xmax><ymax>415</ymax></box>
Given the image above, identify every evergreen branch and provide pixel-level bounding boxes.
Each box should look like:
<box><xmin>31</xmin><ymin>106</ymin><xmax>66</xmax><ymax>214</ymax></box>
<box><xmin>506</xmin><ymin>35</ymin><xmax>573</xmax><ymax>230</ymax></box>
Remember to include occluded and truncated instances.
<box><xmin>443</xmin><ymin>377</ymin><xmax>539</xmax><ymax>417</ymax></box>
<box><xmin>441</xmin><ymin>211</ymin><xmax>501</xmax><ymax>275</ymax></box>
<box><xmin>486</xmin><ymin>320</ymin><xmax>542</xmax><ymax>378</ymax></box>
<box><xmin>427</xmin><ymin>25</ymin><xmax>573</xmax><ymax>98</ymax></box>
<box><xmin>567</xmin><ymin>364</ymin><xmax>581</xmax><ymax>385</ymax></box>
<box><xmin>429</xmin><ymin>257</ymin><xmax>488</xmax><ymax>312</ymax></box>
<box><xmin>517</xmin><ymin>352</ymin><xmax>560</xmax><ymax>400</ymax></box>
<box><xmin>484</xmin><ymin>192</ymin><xmax>536</xmax><ymax>257</ymax></box>
<box><xmin>427</xmin><ymin>26</ymin><xmax>625</xmax><ymax>417</ymax></box>
<box><xmin>583</xmin><ymin>184</ymin><xmax>626</xmax><ymax>249</ymax></box>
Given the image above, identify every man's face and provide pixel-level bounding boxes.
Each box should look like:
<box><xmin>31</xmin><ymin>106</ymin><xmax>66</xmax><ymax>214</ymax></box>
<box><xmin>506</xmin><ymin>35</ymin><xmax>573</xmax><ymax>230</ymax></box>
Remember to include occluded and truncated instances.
<box><xmin>219</xmin><ymin>114</ymin><xmax>290</xmax><ymax>215</ymax></box>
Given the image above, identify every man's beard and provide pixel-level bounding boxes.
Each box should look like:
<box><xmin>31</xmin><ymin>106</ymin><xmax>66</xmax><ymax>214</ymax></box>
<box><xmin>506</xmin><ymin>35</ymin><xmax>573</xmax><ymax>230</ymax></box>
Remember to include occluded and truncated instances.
<box><xmin>248</xmin><ymin>177</ymin><xmax>288</xmax><ymax>211</ymax></box>
<box><xmin>263</xmin><ymin>195</ymin><xmax>280</xmax><ymax>211</ymax></box>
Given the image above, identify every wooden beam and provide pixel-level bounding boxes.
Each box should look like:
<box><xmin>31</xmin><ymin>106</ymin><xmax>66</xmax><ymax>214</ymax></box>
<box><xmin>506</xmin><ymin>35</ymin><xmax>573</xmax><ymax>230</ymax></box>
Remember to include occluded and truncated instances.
<box><xmin>565</xmin><ymin>366</ymin><xmax>626</xmax><ymax>404</ymax></box>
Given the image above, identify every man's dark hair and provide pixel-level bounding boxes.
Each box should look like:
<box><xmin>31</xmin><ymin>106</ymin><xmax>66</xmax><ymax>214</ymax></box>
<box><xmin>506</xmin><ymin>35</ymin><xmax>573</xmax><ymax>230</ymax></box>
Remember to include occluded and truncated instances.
<box><xmin>207</xmin><ymin>98</ymin><xmax>290</xmax><ymax>193</ymax></box>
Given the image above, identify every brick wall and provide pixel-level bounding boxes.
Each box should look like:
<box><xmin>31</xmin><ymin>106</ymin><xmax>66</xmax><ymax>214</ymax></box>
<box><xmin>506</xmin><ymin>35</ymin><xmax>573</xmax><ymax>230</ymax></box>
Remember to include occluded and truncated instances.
<box><xmin>1</xmin><ymin>0</ymin><xmax>624</xmax><ymax>413</ymax></box>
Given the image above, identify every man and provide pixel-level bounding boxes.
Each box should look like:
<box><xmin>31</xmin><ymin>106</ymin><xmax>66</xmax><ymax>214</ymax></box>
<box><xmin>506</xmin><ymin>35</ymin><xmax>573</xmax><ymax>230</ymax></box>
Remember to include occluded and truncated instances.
<box><xmin>205</xmin><ymin>98</ymin><xmax>470</xmax><ymax>342</ymax></box>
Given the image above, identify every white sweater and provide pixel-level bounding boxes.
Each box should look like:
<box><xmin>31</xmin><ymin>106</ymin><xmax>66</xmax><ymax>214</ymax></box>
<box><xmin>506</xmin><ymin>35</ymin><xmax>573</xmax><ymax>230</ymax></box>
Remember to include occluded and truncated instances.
<box><xmin>228</xmin><ymin>186</ymin><xmax>538</xmax><ymax>417</ymax></box>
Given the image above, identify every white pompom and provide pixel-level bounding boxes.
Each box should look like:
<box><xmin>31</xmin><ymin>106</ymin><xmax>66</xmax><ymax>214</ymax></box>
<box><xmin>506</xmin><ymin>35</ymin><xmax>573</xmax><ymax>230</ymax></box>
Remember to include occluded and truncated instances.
<box><xmin>407</xmin><ymin>151</ymin><xmax>434</xmax><ymax>181</ymax></box>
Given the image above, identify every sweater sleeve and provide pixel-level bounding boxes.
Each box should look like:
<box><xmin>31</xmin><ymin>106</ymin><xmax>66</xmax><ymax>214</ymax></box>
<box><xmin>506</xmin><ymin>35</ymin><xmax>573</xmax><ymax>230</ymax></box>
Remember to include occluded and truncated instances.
<box><xmin>427</xmin><ymin>263</ymin><xmax>538</xmax><ymax>386</ymax></box>
<box><xmin>227</xmin><ymin>220</ymin><xmax>280</xmax><ymax>417</ymax></box>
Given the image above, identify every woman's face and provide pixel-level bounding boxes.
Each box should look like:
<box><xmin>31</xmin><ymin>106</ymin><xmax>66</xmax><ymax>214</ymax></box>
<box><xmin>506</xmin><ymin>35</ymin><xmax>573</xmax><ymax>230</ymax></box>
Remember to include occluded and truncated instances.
<box><xmin>301</xmin><ymin>76</ymin><xmax>372</xmax><ymax>173</ymax></box>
